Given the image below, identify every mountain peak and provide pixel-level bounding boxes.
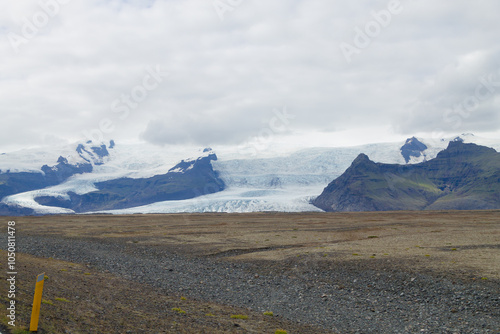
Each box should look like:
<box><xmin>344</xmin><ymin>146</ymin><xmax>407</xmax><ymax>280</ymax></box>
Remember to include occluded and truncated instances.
<box><xmin>352</xmin><ymin>153</ymin><xmax>371</xmax><ymax>165</ymax></box>
<box><xmin>168</xmin><ymin>150</ymin><xmax>218</xmax><ymax>174</ymax></box>
<box><xmin>400</xmin><ymin>136</ymin><xmax>428</xmax><ymax>163</ymax></box>
<box><xmin>345</xmin><ymin>153</ymin><xmax>380</xmax><ymax>175</ymax></box>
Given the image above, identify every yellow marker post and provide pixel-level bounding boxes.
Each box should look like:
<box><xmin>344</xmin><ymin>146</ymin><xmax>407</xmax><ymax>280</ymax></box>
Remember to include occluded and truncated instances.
<box><xmin>30</xmin><ymin>273</ymin><xmax>45</xmax><ymax>332</ymax></box>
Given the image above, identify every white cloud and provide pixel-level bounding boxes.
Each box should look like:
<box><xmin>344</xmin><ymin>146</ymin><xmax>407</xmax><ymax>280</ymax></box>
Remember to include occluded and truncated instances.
<box><xmin>0</xmin><ymin>0</ymin><xmax>499</xmax><ymax>152</ymax></box>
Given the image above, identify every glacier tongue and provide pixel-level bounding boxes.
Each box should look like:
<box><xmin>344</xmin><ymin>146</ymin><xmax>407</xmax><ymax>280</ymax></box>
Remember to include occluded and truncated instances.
<box><xmin>91</xmin><ymin>187</ymin><xmax>325</xmax><ymax>214</ymax></box>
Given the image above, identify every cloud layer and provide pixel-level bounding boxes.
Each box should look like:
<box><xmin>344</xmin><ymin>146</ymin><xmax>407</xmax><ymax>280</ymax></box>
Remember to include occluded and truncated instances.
<box><xmin>1</xmin><ymin>0</ymin><xmax>499</xmax><ymax>151</ymax></box>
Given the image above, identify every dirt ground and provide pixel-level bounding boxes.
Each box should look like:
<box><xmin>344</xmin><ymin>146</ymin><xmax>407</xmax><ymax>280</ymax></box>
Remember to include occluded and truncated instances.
<box><xmin>0</xmin><ymin>251</ymin><xmax>325</xmax><ymax>334</ymax></box>
<box><xmin>1</xmin><ymin>210</ymin><xmax>499</xmax><ymax>333</ymax></box>
<box><xmin>11</xmin><ymin>211</ymin><xmax>500</xmax><ymax>279</ymax></box>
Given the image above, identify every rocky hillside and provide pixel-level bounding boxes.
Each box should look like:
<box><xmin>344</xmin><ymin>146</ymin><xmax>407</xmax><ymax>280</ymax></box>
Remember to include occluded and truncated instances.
<box><xmin>34</xmin><ymin>152</ymin><xmax>225</xmax><ymax>213</ymax></box>
<box><xmin>313</xmin><ymin>141</ymin><xmax>500</xmax><ymax>212</ymax></box>
<box><xmin>0</xmin><ymin>142</ymin><xmax>111</xmax><ymax>215</ymax></box>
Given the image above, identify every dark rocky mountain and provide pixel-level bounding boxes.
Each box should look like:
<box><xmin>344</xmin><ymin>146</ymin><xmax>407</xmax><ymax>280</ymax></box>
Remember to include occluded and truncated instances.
<box><xmin>34</xmin><ymin>152</ymin><xmax>225</xmax><ymax>213</ymax></box>
<box><xmin>400</xmin><ymin>136</ymin><xmax>428</xmax><ymax>163</ymax></box>
<box><xmin>313</xmin><ymin>141</ymin><xmax>500</xmax><ymax>212</ymax></box>
<box><xmin>0</xmin><ymin>147</ymin><xmax>106</xmax><ymax>200</ymax></box>
<box><xmin>76</xmin><ymin>143</ymin><xmax>109</xmax><ymax>165</ymax></box>
<box><xmin>0</xmin><ymin>142</ymin><xmax>112</xmax><ymax>215</ymax></box>
<box><xmin>0</xmin><ymin>203</ymin><xmax>35</xmax><ymax>216</ymax></box>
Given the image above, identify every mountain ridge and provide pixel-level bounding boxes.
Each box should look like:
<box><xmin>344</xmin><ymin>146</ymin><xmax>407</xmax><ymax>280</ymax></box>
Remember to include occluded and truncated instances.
<box><xmin>0</xmin><ymin>142</ymin><xmax>110</xmax><ymax>202</ymax></box>
<box><xmin>312</xmin><ymin>141</ymin><xmax>500</xmax><ymax>212</ymax></box>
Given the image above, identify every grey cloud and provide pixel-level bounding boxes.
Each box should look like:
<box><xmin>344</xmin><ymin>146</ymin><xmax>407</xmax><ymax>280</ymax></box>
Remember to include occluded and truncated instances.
<box><xmin>1</xmin><ymin>0</ymin><xmax>500</xmax><ymax>152</ymax></box>
<box><xmin>394</xmin><ymin>50</ymin><xmax>500</xmax><ymax>135</ymax></box>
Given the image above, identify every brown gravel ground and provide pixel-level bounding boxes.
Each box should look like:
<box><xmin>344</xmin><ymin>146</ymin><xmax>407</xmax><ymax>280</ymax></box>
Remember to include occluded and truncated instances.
<box><xmin>1</xmin><ymin>210</ymin><xmax>499</xmax><ymax>333</ymax></box>
<box><xmin>0</xmin><ymin>251</ymin><xmax>326</xmax><ymax>334</ymax></box>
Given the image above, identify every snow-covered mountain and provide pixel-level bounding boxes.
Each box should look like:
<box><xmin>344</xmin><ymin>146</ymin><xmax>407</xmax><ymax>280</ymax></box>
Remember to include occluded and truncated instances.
<box><xmin>0</xmin><ymin>144</ymin><xmax>224</xmax><ymax>215</ymax></box>
<box><xmin>0</xmin><ymin>140</ymin><xmax>112</xmax><ymax>174</ymax></box>
<box><xmin>0</xmin><ymin>141</ymin><xmax>115</xmax><ymax>215</ymax></box>
<box><xmin>1</xmin><ymin>133</ymin><xmax>498</xmax><ymax>215</ymax></box>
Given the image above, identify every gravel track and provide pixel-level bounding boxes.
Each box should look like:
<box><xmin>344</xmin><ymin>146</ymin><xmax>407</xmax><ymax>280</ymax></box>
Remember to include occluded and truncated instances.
<box><xmin>2</xmin><ymin>234</ymin><xmax>499</xmax><ymax>333</ymax></box>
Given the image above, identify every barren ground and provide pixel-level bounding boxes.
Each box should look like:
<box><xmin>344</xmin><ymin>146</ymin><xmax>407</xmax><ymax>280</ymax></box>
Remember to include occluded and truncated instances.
<box><xmin>1</xmin><ymin>211</ymin><xmax>499</xmax><ymax>333</ymax></box>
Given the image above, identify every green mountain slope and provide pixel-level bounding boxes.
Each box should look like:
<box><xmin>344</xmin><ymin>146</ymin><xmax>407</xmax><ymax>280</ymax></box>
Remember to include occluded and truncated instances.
<box><xmin>312</xmin><ymin>141</ymin><xmax>500</xmax><ymax>212</ymax></box>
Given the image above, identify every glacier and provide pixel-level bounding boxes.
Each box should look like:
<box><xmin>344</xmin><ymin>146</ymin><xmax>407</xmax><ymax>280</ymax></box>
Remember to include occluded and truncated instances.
<box><xmin>1</xmin><ymin>134</ymin><xmax>499</xmax><ymax>214</ymax></box>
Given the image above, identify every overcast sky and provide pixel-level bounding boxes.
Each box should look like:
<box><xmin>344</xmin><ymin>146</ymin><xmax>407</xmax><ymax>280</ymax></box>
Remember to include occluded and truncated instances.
<box><xmin>1</xmin><ymin>0</ymin><xmax>499</xmax><ymax>152</ymax></box>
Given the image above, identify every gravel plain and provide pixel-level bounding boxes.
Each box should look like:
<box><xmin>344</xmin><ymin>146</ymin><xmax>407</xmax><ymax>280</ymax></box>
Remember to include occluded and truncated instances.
<box><xmin>4</xmin><ymin>233</ymin><xmax>499</xmax><ymax>334</ymax></box>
